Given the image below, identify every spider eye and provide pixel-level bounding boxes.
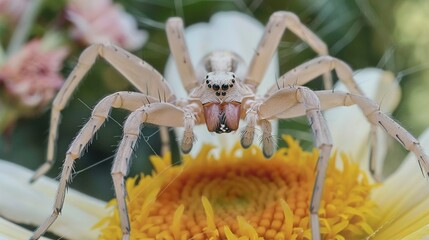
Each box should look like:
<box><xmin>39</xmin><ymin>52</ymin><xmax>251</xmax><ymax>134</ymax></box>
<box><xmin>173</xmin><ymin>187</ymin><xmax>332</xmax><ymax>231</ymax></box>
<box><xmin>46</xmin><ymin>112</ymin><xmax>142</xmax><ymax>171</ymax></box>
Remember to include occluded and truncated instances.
<box><xmin>212</xmin><ymin>84</ymin><xmax>220</xmax><ymax>91</ymax></box>
<box><xmin>205</xmin><ymin>75</ymin><xmax>209</xmax><ymax>79</ymax></box>
<box><xmin>221</xmin><ymin>84</ymin><xmax>229</xmax><ymax>90</ymax></box>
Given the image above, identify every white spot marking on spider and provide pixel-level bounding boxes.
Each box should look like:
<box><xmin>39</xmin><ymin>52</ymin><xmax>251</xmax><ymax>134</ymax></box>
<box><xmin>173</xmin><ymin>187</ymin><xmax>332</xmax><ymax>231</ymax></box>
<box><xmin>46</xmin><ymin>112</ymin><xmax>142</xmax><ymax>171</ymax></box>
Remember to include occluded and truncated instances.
<box><xmin>218</xmin><ymin>123</ymin><xmax>230</xmax><ymax>133</ymax></box>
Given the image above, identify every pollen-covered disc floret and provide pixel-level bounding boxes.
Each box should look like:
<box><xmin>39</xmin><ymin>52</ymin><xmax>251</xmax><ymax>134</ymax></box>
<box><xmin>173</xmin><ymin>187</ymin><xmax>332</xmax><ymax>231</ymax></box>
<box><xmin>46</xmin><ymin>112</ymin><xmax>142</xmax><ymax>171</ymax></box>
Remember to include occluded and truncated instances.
<box><xmin>95</xmin><ymin>136</ymin><xmax>376</xmax><ymax>239</ymax></box>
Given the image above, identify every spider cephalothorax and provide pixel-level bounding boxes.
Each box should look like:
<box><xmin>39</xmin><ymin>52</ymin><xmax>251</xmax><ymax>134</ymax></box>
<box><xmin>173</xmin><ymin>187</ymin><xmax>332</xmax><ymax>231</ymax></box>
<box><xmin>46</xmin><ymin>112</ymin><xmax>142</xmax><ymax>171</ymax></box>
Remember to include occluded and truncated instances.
<box><xmin>30</xmin><ymin>11</ymin><xmax>429</xmax><ymax>240</ymax></box>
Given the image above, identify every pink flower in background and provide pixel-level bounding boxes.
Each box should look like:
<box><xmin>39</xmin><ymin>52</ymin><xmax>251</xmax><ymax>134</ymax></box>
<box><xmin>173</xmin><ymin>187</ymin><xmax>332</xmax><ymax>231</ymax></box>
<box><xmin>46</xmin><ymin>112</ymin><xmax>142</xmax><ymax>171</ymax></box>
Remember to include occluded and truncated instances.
<box><xmin>0</xmin><ymin>39</ymin><xmax>68</xmax><ymax>108</ymax></box>
<box><xmin>66</xmin><ymin>0</ymin><xmax>147</xmax><ymax>51</ymax></box>
<box><xmin>0</xmin><ymin>0</ymin><xmax>29</xmax><ymax>21</ymax></box>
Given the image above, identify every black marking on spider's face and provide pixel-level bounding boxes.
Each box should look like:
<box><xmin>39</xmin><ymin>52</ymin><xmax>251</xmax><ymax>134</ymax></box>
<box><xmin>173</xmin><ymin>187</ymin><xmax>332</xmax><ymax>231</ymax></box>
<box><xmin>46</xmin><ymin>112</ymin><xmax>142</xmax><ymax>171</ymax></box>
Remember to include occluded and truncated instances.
<box><xmin>204</xmin><ymin>72</ymin><xmax>237</xmax><ymax>98</ymax></box>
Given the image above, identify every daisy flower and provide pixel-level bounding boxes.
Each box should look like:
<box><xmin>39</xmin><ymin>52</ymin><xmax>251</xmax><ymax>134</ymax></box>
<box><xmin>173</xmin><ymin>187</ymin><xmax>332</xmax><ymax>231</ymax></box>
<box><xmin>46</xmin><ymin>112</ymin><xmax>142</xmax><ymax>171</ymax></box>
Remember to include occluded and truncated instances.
<box><xmin>1</xmin><ymin>11</ymin><xmax>429</xmax><ymax>240</ymax></box>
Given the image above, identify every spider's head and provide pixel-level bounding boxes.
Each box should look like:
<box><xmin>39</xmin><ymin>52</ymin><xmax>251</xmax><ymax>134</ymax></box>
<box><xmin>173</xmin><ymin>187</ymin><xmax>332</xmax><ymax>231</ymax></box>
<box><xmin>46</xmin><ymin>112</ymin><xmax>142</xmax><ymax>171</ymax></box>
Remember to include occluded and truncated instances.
<box><xmin>189</xmin><ymin>51</ymin><xmax>253</xmax><ymax>134</ymax></box>
<box><xmin>204</xmin><ymin>72</ymin><xmax>237</xmax><ymax>98</ymax></box>
<box><xmin>201</xmin><ymin>71</ymin><xmax>241</xmax><ymax>134</ymax></box>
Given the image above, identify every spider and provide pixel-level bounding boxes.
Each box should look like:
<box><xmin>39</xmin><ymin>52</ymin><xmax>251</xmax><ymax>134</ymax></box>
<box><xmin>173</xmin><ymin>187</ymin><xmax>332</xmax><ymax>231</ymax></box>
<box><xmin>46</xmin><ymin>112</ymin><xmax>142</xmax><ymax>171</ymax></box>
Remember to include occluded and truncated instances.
<box><xmin>30</xmin><ymin>11</ymin><xmax>429</xmax><ymax>240</ymax></box>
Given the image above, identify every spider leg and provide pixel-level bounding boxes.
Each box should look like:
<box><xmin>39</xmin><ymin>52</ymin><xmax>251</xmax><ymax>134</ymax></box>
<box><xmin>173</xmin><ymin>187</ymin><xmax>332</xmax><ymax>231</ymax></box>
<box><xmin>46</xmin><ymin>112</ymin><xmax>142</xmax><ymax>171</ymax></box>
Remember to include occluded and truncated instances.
<box><xmin>32</xmin><ymin>43</ymin><xmax>176</xmax><ymax>182</ymax></box>
<box><xmin>369</xmin><ymin>126</ymin><xmax>383</xmax><ymax>181</ymax></box>
<box><xmin>110</xmin><ymin>103</ymin><xmax>193</xmax><ymax>239</ymax></box>
<box><xmin>317</xmin><ymin>91</ymin><xmax>429</xmax><ymax>177</ymax></box>
<box><xmin>266</xmin><ymin>56</ymin><xmax>363</xmax><ymax>96</ymax></box>
<box><xmin>241</xmin><ymin>103</ymin><xmax>275</xmax><ymax>158</ymax></box>
<box><xmin>347</xmin><ymin>93</ymin><xmax>429</xmax><ymax>176</ymax></box>
<box><xmin>29</xmin><ymin>92</ymin><xmax>159</xmax><ymax>239</ymax></box>
<box><xmin>241</xmin><ymin>106</ymin><xmax>258</xmax><ymax>149</ymax></box>
<box><xmin>258</xmin><ymin>86</ymin><xmax>332</xmax><ymax>240</ymax></box>
<box><xmin>166</xmin><ymin>17</ymin><xmax>199</xmax><ymax>93</ymax></box>
<box><xmin>263</xmin><ymin>89</ymin><xmax>429</xmax><ymax>182</ymax></box>
<box><xmin>260</xmin><ymin>119</ymin><xmax>274</xmax><ymax>158</ymax></box>
<box><xmin>264</xmin><ymin>58</ymin><xmax>390</xmax><ymax>179</ymax></box>
<box><xmin>246</xmin><ymin>11</ymin><xmax>332</xmax><ymax>91</ymax></box>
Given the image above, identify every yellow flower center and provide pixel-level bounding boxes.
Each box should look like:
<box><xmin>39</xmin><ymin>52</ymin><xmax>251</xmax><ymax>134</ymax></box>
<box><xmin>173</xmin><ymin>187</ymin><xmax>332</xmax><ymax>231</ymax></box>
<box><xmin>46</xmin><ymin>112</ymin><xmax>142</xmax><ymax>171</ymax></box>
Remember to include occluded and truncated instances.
<box><xmin>95</xmin><ymin>136</ymin><xmax>376</xmax><ymax>239</ymax></box>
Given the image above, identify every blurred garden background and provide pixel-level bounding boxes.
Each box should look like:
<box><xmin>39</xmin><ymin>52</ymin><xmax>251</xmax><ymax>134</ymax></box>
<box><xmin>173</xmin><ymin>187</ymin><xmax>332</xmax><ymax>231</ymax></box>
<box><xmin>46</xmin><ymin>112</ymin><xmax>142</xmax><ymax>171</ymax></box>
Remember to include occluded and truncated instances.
<box><xmin>1</xmin><ymin>0</ymin><xmax>428</xmax><ymax>201</ymax></box>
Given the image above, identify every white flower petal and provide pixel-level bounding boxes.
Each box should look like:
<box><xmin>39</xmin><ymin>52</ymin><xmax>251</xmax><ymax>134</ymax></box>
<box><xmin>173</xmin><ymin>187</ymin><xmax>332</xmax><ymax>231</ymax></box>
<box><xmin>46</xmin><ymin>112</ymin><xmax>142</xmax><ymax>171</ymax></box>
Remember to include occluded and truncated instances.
<box><xmin>324</xmin><ymin>68</ymin><xmax>400</xmax><ymax>173</ymax></box>
<box><xmin>164</xmin><ymin>12</ymin><xmax>278</xmax><ymax>155</ymax></box>
<box><xmin>371</xmin><ymin>128</ymin><xmax>429</xmax><ymax>239</ymax></box>
<box><xmin>401</xmin><ymin>226</ymin><xmax>429</xmax><ymax>240</ymax></box>
<box><xmin>0</xmin><ymin>160</ymin><xmax>108</xmax><ymax>240</ymax></box>
<box><xmin>0</xmin><ymin>217</ymin><xmax>51</xmax><ymax>240</ymax></box>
